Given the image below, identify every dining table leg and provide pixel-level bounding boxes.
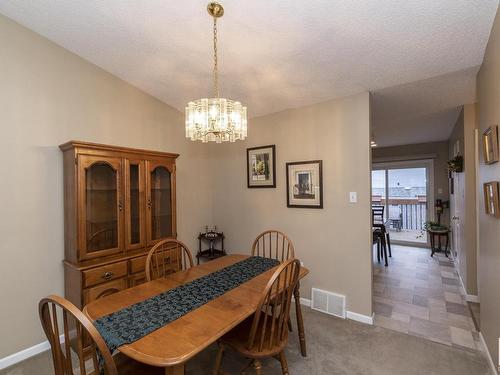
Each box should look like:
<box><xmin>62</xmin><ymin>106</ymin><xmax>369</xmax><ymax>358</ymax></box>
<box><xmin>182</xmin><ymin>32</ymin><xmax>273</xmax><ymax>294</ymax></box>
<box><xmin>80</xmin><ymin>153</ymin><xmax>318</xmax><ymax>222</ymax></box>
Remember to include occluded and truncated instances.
<box><xmin>293</xmin><ymin>282</ymin><xmax>307</xmax><ymax>357</ymax></box>
<box><xmin>165</xmin><ymin>364</ymin><xmax>185</xmax><ymax>375</ymax></box>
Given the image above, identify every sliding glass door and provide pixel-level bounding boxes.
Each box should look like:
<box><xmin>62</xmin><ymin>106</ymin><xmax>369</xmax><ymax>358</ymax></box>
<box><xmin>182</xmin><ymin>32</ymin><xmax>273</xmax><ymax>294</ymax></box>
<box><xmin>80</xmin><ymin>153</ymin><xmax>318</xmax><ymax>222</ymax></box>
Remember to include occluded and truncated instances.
<box><xmin>372</xmin><ymin>160</ymin><xmax>434</xmax><ymax>246</ymax></box>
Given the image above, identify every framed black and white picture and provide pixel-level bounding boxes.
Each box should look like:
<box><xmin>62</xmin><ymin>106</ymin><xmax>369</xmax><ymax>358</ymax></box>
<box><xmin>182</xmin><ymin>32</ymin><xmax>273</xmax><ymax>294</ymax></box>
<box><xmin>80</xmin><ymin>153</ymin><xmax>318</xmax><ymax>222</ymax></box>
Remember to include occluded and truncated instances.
<box><xmin>286</xmin><ymin>160</ymin><xmax>323</xmax><ymax>208</ymax></box>
<box><xmin>247</xmin><ymin>145</ymin><xmax>276</xmax><ymax>188</ymax></box>
<box><xmin>483</xmin><ymin>125</ymin><xmax>499</xmax><ymax>164</ymax></box>
<box><xmin>484</xmin><ymin>181</ymin><xmax>500</xmax><ymax>218</ymax></box>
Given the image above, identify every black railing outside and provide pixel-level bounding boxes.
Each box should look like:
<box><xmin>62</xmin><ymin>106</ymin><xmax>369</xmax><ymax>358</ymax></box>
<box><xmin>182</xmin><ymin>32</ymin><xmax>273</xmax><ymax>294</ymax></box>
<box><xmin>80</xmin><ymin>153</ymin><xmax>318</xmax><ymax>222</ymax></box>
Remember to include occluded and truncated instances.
<box><xmin>372</xmin><ymin>201</ymin><xmax>427</xmax><ymax>231</ymax></box>
<box><xmin>399</xmin><ymin>203</ymin><xmax>427</xmax><ymax>230</ymax></box>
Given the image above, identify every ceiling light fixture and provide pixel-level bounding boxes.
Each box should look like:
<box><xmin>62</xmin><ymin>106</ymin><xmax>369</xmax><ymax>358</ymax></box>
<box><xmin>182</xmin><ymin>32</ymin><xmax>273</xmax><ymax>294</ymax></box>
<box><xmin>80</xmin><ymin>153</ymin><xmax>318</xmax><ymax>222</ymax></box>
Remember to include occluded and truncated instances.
<box><xmin>185</xmin><ymin>2</ymin><xmax>247</xmax><ymax>143</ymax></box>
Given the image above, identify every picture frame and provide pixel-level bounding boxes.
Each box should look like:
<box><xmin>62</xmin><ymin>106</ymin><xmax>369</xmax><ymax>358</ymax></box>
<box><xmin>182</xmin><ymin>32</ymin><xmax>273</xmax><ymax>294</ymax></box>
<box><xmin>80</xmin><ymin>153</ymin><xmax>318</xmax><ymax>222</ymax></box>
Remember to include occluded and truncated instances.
<box><xmin>286</xmin><ymin>160</ymin><xmax>323</xmax><ymax>208</ymax></box>
<box><xmin>247</xmin><ymin>145</ymin><xmax>276</xmax><ymax>188</ymax></box>
<box><xmin>483</xmin><ymin>181</ymin><xmax>500</xmax><ymax>218</ymax></box>
<box><xmin>482</xmin><ymin>125</ymin><xmax>499</xmax><ymax>164</ymax></box>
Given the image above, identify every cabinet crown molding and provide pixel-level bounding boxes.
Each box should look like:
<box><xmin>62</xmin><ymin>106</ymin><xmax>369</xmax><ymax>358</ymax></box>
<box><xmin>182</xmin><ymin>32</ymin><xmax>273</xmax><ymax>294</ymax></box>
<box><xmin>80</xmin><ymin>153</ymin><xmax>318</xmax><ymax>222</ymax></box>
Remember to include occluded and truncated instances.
<box><xmin>59</xmin><ymin>140</ymin><xmax>179</xmax><ymax>159</ymax></box>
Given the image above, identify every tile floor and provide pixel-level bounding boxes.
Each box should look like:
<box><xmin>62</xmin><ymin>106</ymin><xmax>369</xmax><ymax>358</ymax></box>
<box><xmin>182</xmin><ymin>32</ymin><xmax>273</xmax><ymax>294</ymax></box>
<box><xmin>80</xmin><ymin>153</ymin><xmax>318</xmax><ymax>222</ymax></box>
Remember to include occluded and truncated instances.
<box><xmin>373</xmin><ymin>244</ymin><xmax>483</xmax><ymax>353</ymax></box>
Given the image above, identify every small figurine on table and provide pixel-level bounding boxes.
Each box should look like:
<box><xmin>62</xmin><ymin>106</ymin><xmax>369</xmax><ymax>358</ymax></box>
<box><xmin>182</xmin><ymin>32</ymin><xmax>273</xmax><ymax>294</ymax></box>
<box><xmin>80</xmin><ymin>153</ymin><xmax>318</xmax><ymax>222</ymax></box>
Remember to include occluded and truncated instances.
<box><xmin>196</xmin><ymin>225</ymin><xmax>226</xmax><ymax>264</ymax></box>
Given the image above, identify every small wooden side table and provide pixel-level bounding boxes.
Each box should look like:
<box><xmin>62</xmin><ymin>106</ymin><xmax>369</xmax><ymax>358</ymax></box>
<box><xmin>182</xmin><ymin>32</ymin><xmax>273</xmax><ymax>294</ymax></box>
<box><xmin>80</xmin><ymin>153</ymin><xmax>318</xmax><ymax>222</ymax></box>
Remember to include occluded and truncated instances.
<box><xmin>196</xmin><ymin>231</ymin><xmax>225</xmax><ymax>264</ymax></box>
<box><xmin>428</xmin><ymin>229</ymin><xmax>450</xmax><ymax>257</ymax></box>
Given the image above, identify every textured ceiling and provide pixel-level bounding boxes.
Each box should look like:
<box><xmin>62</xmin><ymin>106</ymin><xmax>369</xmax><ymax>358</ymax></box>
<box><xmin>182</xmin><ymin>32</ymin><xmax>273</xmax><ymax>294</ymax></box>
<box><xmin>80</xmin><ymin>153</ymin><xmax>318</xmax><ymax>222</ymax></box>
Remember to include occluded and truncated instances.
<box><xmin>0</xmin><ymin>1</ymin><xmax>498</xmax><ymax>146</ymax></box>
<box><xmin>371</xmin><ymin>67</ymin><xmax>479</xmax><ymax>147</ymax></box>
<box><xmin>0</xmin><ymin>0</ymin><xmax>497</xmax><ymax>118</ymax></box>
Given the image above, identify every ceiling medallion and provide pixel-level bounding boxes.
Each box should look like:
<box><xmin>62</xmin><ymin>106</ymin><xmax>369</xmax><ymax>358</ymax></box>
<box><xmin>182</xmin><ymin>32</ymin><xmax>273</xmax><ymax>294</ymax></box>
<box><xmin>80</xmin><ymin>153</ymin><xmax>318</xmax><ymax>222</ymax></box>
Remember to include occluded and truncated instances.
<box><xmin>185</xmin><ymin>2</ymin><xmax>248</xmax><ymax>143</ymax></box>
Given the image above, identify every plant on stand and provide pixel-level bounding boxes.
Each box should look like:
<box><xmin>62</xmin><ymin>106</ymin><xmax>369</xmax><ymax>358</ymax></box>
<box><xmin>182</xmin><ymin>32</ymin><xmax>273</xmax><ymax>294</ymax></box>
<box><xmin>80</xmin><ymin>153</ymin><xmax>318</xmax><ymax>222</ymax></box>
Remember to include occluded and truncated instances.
<box><xmin>417</xmin><ymin>220</ymin><xmax>449</xmax><ymax>239</ymax></box>
<box><xmin>448</xmin><ymin>155</ymin><xmax>464</xmax><ymax>173</ymax></box>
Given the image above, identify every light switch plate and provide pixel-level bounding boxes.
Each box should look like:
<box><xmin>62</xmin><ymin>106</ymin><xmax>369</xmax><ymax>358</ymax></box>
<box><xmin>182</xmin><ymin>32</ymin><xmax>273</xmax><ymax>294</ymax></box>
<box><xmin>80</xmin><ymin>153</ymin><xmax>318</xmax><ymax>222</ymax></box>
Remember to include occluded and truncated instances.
<box><xmin>349</xmin><ymin>192</ymin><xmax>357</xmax><ymax>203</ymax></box>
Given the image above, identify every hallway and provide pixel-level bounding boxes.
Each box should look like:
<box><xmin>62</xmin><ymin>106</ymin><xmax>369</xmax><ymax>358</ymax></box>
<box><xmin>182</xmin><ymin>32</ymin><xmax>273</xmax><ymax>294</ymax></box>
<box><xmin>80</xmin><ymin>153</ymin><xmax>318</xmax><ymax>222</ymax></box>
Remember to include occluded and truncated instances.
<box><xmin>373</xmin><ymin>245</ymin><xmax>482</xmax><ymax>352</ymax></box>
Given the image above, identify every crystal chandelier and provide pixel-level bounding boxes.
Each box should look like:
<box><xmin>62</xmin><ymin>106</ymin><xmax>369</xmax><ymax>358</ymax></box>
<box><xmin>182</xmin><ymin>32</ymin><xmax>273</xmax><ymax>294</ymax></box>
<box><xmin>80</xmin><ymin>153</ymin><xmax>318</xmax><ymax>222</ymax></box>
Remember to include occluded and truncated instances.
<box><xmin>185</xmin><ymin>2</ymin><xmax>248</xmax><ymax>143</ymax></box>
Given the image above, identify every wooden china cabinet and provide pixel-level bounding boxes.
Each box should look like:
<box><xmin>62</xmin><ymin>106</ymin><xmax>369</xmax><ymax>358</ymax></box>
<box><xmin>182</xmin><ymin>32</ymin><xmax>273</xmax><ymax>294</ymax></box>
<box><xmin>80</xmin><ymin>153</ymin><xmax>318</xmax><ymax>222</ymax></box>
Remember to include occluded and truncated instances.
<box><xmin>60</xmin><ymin>141</ymin><xmax>178</xmax><ymax>311</ymax></box>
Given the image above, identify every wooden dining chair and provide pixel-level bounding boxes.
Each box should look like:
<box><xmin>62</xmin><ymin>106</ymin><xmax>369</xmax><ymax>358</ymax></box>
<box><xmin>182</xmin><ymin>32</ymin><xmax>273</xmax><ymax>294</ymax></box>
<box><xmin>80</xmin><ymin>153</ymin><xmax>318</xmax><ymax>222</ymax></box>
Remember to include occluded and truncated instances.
<box><xmin>213</xmin><ymin>259</ymin><xmax>301</xmax><ymax>375</ymax></box>
<box><xmin>146</xmin><ymin>238</ymin><xmax>194</xmax><ymax>282</ymax></box>
<box><xmin>39</xmin><ymin>295</ymin><xmax>163</xmax><ymax>375</ymax></box>
<box><xmin>251</xmin><ymin>230</ymin><xmax>295</xmax><ymax>262</ymax></box>
<box><xmin>251</xmin><ymin>230</ymin><xmax>306</xmax><ymax>357</ymax></box>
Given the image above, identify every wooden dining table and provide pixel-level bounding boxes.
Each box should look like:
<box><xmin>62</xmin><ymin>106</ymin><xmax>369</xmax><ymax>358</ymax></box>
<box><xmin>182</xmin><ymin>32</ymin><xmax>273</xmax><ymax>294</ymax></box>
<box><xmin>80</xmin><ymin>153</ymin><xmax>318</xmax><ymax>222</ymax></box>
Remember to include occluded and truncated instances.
<box><xmin>84</xmin><ymin>254</ymin><xmax>310</xmax><ymax>374</ymax></box>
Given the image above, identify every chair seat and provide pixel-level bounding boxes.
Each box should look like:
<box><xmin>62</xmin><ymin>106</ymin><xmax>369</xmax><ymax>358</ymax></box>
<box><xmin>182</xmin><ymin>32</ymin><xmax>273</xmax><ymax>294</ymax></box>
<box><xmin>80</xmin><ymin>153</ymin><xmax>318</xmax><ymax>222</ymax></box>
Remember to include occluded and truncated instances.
<box><xmin>221</xmin><ymin>313</ymin><xmax>288</xmax><ymax>359</ymax></box>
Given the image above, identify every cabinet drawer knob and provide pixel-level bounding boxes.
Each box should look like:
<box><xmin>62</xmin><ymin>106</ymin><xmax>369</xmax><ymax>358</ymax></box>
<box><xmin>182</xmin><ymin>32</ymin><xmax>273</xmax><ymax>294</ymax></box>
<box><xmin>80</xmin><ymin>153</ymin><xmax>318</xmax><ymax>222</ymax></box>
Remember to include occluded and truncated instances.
<box><xmin>102</xmin><ymin>271</ymin><xmax>114</xmax><ymax>280</ymax></box>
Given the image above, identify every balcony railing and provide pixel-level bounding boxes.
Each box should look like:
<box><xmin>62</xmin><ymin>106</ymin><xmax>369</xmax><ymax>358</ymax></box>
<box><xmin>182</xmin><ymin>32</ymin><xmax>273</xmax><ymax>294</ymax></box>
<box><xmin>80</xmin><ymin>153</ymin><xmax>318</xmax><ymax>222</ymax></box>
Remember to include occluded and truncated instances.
<box><xmin>372</xmin><ymin>196</ymin><xmax>427</xmax><ymax>231</ymax></box>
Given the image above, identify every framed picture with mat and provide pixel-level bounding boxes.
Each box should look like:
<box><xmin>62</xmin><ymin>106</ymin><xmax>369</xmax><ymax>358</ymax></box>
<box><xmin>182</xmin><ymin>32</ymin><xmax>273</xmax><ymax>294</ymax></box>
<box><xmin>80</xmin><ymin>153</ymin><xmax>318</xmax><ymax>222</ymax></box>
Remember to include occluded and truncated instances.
<box><xmin>286</xmin><ymin>160</ymin><xmax>323</xmax><ymax>208</ymax></box>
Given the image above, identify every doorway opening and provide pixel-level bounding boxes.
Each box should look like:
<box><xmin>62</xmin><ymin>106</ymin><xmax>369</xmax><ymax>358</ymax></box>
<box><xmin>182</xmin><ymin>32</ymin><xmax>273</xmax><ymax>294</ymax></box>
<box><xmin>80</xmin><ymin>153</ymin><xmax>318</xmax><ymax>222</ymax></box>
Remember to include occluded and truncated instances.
<box><xmin>372</xmin><ymin>160</ymin><xmax>434</xmax><ymax>246</ymax></box>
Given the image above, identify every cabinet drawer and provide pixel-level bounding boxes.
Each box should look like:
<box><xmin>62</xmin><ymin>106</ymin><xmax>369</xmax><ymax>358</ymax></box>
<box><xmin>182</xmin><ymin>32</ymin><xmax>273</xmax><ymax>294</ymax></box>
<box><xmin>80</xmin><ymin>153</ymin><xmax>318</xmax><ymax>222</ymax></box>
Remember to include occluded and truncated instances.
<box><xmin>129</xmin><ymin>255</ymin><xmax>147</xmax><ymax>274</ymax></box>
<box><xmin>83</xmin><ymin>261</ymin><xmax>127</xmax><ymax>288</ymax></box>
<box><xmin>84</xmin><ymin>278</ymin><xmax>127</xmax><ymax>305</ymax></box>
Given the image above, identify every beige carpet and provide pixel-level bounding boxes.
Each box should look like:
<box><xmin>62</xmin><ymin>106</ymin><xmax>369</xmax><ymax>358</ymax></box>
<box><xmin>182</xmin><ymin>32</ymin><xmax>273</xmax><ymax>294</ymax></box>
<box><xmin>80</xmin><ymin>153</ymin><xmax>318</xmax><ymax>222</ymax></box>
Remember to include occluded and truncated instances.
<box><xmin>0</xmin><ymin>307</ymin><xmax>490</xmax><ymax>375</ymax></box>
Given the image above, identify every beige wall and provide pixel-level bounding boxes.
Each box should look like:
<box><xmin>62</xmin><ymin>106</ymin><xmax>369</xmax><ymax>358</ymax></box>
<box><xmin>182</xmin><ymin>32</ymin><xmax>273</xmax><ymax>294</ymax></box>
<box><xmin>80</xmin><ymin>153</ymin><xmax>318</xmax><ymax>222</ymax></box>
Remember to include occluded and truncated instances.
<box><xmin>448</xmin><ymin>105</ymin><xmax>478</xmax><ymax>296</ymax></box>
<box><xmin>476</xmin><ymin>6</ymin><xmax>500</xmax><ymax>369</ymax></box>
<box><xmin>0</xmin><ymin>15</ymin><xmax>213</xmax><ymax>358</ymax></box>
<box><xmin>372</xmin><ymin>141</ymin><xmax>451</xmax><ymax>224</ymax></box>
<box><xmin>207</xmin><ymin>93</ymin><xmax>373</xmax><ymax>316</ymax></box>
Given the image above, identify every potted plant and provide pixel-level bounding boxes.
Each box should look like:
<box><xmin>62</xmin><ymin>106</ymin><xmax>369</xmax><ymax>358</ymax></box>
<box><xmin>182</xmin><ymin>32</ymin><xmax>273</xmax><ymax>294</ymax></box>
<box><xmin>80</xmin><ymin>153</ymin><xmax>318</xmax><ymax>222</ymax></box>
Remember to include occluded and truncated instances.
<box><xmin>423</xmin><ymin>220</ymin><xmax>448</xmax><ymax>232</ymax></box>
<box><xmin>448</xmin><ymin>155</ymin><xmax>464</xmax><ymax>173</ymax></box>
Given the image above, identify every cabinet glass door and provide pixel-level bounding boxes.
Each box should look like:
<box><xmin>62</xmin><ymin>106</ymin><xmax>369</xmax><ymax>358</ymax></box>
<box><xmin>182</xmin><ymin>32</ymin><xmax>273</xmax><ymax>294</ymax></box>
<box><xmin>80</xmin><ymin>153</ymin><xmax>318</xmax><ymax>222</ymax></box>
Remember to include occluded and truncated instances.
<box><xmin>125</xmin><ymin>159</ymin><xmax>145</xmax><ymax>250</ymax></box>
<box><xmin>79</xmin><ymin>155</ymin><xmax>123</xmax><ymax>259</ymax></box>
<box><xmin>147</xmin><ymin>161</ymin><xmax>174</xmax><ymax>244</ymax></box>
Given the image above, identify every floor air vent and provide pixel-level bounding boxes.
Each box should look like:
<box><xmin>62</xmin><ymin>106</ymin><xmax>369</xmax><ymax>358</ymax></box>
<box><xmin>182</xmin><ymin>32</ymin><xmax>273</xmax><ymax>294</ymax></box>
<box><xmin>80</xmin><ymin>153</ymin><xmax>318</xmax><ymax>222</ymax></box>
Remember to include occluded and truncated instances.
<box><xmin>311</xmin><ymin>288</ymin><xmax>346</xmax><ymax>319</ymax></box>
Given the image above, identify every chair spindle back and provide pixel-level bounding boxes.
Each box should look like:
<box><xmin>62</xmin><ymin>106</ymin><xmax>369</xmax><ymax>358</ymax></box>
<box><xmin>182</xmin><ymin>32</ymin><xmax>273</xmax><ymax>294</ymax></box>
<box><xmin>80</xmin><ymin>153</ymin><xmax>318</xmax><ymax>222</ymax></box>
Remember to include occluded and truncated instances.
<box><xmin>372</xmin><ymin>205</ymin><xmax>385</xmax><ymax>224</ymax></box>
<box><xmin>247</xmin><ymin>259</ymin><xmax>300</xmax><ymax>353</ymax></box>
<box><xmin>251</xmin><ymin>230</ymin><xmax>295</xmax><ymax>262</ymax></box>
<box><xmin>145</xmin><ymin>239</ymin><xmax>194</xmax><ymax>281</ymax></box>
<box><xmin>39</xmin><ymin>295</ymin><xmax>117</xmax><ymax>375</ymax></box>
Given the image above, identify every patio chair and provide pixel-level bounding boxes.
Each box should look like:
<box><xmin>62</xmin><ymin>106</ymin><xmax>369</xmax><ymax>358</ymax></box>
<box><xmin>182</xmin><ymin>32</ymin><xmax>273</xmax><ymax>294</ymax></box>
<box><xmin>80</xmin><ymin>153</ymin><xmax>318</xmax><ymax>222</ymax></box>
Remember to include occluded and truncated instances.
<box><xmin>388</xmin><ymin>205</ymin><xmax>403</xmax><ymax>232</ymax></box>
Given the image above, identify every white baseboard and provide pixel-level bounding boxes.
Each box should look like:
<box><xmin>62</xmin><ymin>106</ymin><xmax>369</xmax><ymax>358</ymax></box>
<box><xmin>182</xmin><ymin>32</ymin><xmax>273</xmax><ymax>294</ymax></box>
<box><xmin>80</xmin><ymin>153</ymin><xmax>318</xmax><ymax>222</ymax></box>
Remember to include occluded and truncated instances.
<box><xmin>299</xmin><ymin>297</ymin><xmax>311</xmax><ymax>307</ymax></box>
<box><xmin>291</xmin><ymin>296</ymin><xmax>311</xmax><ymax>307</ymax></box>
<box><xmin>465</xmin><ymin>294</ymin><xmax>480</xmax><ymax>303</ymax></box>
<box><xmin>453</xmin><ymin>258</ymin><xmax>480</xmax><ymax>303</ymax></box>
<box><xmin>479</xmin><ymin>332</ymin><xmax>498</xmax><ymax>375</ymax></box>
<box><xmin>0</xmin><ymin>340</ymin><xmax>51</xmax><ymax>370</ymax></box>
<box><xmin>346</xmin><ymin>311</ymin><xmax>374</xmax><ymax>325</ymax></box>
<box><xmin>0</xmin><ymin>333</ymin><xmax>65</xmax><ymax>370</ymax></box>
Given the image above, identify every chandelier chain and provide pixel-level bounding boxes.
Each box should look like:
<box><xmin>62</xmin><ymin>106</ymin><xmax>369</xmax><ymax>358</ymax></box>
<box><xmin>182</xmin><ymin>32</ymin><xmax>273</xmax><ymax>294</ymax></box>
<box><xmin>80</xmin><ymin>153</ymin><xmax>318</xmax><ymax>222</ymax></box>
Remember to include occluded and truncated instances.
<box><xmin>185</xmin><ymin>2</ymin><xmax>247</xmax><ymax>143</ymax></box>
<box><xmin>213</xmin><ymin>16</ymin><xmax>219</xmax><ymax>98</ymax></box>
